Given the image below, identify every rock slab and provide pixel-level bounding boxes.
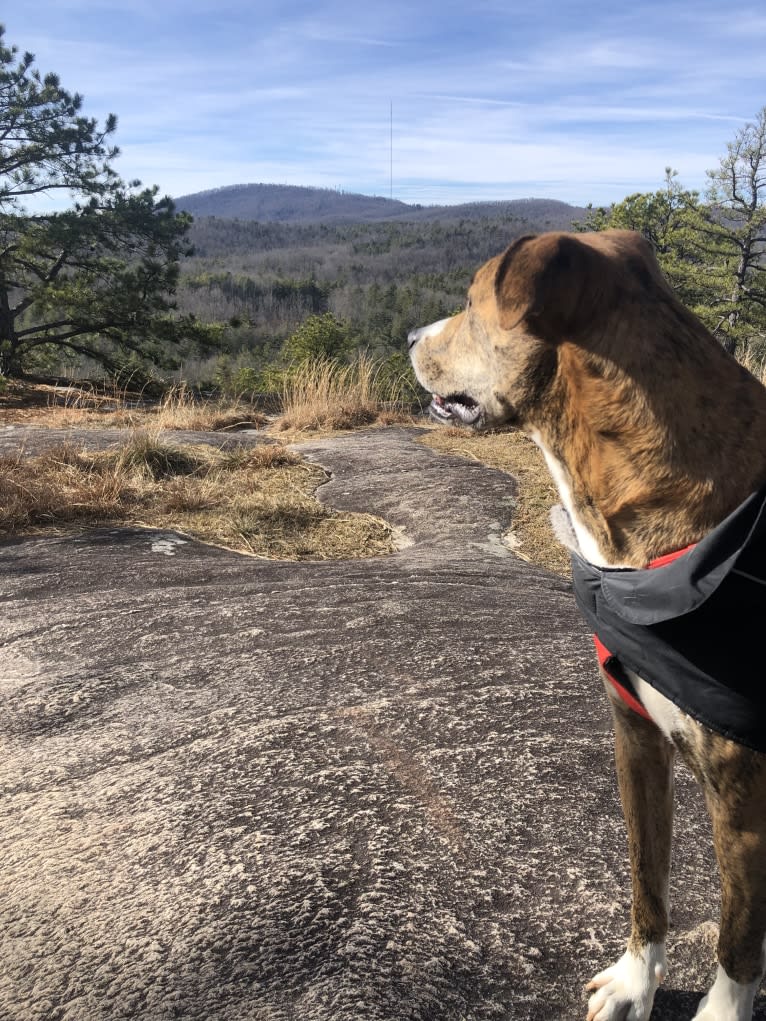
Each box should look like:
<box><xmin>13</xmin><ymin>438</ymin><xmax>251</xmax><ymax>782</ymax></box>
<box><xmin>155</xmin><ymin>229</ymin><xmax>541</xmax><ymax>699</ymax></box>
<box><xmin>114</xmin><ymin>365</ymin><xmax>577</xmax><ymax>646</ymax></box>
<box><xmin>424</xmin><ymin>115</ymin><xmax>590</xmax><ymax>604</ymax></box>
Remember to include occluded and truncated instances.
<box><xmin>0</xmin><ymin>426</ymin><xmax>761</xmax><ymax>1019</ymax></box>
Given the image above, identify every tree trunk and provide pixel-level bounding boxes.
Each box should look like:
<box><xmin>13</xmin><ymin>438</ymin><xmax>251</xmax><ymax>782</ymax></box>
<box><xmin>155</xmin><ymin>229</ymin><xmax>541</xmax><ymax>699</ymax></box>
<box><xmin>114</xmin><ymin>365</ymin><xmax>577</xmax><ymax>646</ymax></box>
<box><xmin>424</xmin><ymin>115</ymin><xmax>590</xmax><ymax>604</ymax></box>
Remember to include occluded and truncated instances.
<box><xmin>722</xmin><ymin>334</ymin><xmax>738</xmax><ymax>356</ymax></box>
<box><xmin>0</xmin><ymin>278</ymin><xmax>21</xmax><ymax>376</ymax></box>
<box><xmin>723</xmin><ymin>246</ymin><xmax>751</xmax><ymax>357</ymax></box>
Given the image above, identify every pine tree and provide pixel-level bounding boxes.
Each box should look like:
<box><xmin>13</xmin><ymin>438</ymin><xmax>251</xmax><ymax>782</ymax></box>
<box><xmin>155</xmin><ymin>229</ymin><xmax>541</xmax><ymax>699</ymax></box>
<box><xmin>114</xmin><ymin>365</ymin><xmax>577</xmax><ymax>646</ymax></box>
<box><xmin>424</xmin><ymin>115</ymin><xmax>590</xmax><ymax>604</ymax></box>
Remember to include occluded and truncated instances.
<box><xmin>283</xmin><ymin>312</ymin><xmax>350</xmax><ymax>362</ymax></box>
<box><xmin>0</xmin><ymin>25</ymin><xmax>221</xmax><ymax>377</ymax></box>
<box><xmin>0</xmin><ymin>26</ymin><xmax>118</xmax><ymax>208</ymax></box>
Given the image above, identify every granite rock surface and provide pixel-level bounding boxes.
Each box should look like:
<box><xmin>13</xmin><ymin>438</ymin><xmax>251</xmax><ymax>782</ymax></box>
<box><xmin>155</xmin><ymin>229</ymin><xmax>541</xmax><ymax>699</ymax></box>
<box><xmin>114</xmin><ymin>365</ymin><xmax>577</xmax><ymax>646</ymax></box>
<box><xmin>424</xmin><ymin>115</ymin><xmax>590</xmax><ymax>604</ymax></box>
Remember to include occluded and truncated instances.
<box><xmin>1</xmin><ymin>425</ymin><xmax>761</xmax><ymax>1020</ymax></box>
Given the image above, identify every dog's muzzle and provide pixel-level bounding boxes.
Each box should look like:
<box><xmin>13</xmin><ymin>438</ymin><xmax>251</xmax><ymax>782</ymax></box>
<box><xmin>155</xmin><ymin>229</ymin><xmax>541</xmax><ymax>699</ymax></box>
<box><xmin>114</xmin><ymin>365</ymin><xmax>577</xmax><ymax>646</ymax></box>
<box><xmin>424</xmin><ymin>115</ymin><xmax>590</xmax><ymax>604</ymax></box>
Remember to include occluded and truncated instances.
<box><xmin>429</xmin><ymin>393</ymin><xmax>482</xmax><ymax>425</ymax></box>
<box><xmin>408</xmin><ymin>318</ymin><xmax>451</xmax><ymax>351</ymax></box>
<box><xmin>407</xmin><ymin>319</ymin><xmax>482</xmax><ymax>425</ymax></box>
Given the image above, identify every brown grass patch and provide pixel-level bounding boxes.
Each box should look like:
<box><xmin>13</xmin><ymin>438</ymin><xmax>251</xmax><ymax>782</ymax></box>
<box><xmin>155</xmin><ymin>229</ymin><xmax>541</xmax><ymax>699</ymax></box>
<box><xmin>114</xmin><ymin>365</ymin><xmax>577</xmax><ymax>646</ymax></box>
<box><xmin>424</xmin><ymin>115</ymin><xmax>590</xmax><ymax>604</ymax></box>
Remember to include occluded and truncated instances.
<box><xmin>0</xmin><ymin>381</ymin><xmax>268</xmax><ymax>432</ymax></box>
<box><xmin>275</xmin><ymin>356</ymin><xmax>418</xmax><ymax>435</ymax></box>
<box><xmin>740</xmin><ymin>348</ymin><xmax>766</xmax><ymax>387</ymax></box>
<box><xmin>419</xmin><ymin>426</ymin><xmax>570</xmax><ymax>575</ymax></box>
<box><xmin>152</xmin><ymin>385</ymin><xmax>269</xmax><ymax>432</ymax></box>
<box><xmin>0</xmin><ymin>433</ymin><xmax>397</xmax><ymax>560</ymax></box>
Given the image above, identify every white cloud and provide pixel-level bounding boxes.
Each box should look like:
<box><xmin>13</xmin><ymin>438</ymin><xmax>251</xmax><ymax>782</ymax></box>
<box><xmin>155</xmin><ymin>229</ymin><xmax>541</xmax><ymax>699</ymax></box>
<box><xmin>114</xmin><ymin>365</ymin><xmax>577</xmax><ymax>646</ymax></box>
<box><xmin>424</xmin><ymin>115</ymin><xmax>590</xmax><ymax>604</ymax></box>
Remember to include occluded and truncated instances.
<box><xmin>7</xmin><ymin>0</ymin><xmax>766</xmax><ymax>209</ymax></box>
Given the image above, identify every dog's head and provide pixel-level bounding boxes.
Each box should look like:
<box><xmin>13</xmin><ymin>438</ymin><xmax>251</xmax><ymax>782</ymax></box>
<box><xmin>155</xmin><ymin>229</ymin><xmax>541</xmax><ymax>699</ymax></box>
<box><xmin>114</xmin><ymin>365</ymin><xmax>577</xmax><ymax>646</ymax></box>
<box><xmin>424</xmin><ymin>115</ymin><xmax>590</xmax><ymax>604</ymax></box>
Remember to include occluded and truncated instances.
<box><xmin>408</xmin><ymin>229</ymin><xmax>661</xmax><ymax>430</ymax></box>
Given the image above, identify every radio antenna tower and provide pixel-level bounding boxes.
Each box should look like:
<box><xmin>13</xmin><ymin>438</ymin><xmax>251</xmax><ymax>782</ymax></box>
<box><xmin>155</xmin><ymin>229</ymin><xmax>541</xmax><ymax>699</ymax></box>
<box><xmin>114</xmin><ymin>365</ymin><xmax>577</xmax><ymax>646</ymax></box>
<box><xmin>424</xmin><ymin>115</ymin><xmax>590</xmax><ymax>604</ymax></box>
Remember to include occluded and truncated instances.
<box><xmin>390</xmin><ymin>101</ymin><xmax>393</xmax><ymax>201</ymax></box>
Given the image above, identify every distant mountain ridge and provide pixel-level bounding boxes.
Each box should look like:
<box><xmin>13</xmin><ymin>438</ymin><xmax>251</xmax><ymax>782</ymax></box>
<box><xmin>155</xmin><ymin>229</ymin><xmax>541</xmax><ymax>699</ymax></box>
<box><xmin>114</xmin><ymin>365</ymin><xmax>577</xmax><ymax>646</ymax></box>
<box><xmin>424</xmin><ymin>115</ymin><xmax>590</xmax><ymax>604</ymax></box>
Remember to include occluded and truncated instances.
<box><xmin>175</xmin><ymin>183</ymin><xmax>587</xmax><ymax>228</ymax></box>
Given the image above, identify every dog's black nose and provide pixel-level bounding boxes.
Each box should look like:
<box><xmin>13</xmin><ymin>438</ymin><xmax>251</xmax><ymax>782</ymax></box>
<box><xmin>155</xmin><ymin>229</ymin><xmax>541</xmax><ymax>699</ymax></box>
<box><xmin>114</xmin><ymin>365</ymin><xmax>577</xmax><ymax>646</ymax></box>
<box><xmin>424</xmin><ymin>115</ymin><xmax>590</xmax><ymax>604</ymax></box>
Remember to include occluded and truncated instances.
<box><xmin>407</xmin><ymin>327</ymin><xmax>421</xmax><ymax>351</ymax></box>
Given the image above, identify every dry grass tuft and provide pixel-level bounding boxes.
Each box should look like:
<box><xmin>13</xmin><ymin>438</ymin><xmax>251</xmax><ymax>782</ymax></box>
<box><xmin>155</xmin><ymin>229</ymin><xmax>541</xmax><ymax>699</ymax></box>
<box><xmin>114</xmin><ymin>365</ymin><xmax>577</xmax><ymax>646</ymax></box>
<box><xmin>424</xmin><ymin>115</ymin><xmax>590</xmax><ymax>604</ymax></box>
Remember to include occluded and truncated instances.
<box><xmin>0</xmin><ymin>443</ymin><xmax>130</xmax><ymax>531</ymax></box>
<box><xmin>107</xmin><ymin>430</ymin><xmax>205</xmax><ymax>480</ymax></box>
<box><xmin>0</xmin><ymin>434</ymin><xmax>396</xmax><ymax>560</ymax></box>
<box><xmin>275</xmin><ymin>356</ymin><xmax>417</xmax><ymax>434</ymax></box>
<box><xmin>153</xmin><ymin>385</ymin><xmax>268</xmax><ymax>432</ymax></box>
<box><xmin>419</xmin><ymin>426</ymin><xmax>570</xmax><ymax>575</ymax></box>
<box><xmin>739</xmin><ymin>348</ymin><xmax>766</xmax><ymax>386</ymax></box>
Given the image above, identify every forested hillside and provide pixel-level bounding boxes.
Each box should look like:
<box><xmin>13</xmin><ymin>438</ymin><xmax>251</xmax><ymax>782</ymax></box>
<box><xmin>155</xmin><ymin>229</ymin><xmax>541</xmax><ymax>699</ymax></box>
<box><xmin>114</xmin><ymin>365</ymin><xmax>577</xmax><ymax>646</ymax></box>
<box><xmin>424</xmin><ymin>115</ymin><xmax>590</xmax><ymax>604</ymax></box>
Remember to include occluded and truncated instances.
<box><xmin>173</xmin><ymin>199</ymin><xmax>585</xmax><ymax>385</ymax></box>
<box><xmin>175</xmin><ymin>182</ymin><xmax>585</xmax><ymax>226</ymax></box>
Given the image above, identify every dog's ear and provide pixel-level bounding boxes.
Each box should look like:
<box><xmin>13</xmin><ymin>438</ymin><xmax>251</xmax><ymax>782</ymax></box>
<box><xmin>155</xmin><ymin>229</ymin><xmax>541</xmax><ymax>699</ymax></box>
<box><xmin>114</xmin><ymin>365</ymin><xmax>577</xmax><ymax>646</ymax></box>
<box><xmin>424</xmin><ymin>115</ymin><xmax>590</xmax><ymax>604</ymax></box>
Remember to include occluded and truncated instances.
<box><xmin>494</xmin><ymin>232</ymin><xmax>615</xmax><ymax>340</ymax></box>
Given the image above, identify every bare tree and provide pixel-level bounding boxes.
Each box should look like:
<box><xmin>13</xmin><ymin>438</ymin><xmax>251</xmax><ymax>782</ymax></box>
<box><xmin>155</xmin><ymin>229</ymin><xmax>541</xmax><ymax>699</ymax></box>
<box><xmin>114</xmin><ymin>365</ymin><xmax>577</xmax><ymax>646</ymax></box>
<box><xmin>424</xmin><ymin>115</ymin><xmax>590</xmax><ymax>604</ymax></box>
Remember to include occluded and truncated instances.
<box><xmin>705</xmin><ymin>107</ymin><xmax>766</xmax><ymax>355</ymax></box>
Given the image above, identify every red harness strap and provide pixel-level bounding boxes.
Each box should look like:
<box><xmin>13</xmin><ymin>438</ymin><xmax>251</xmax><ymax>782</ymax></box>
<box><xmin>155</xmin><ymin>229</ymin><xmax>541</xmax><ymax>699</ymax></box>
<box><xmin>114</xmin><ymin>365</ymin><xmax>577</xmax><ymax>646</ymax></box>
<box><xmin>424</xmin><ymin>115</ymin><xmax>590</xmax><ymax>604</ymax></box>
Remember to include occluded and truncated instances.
<box><xmin>594</xmin><ymin>634</ymin><xmax>653</xmax><ymax>719</ymax></box>
<box><xmin>594</xmin><ymin>544</ymin><xmax>697</xmax><ymax>719</ymax></box>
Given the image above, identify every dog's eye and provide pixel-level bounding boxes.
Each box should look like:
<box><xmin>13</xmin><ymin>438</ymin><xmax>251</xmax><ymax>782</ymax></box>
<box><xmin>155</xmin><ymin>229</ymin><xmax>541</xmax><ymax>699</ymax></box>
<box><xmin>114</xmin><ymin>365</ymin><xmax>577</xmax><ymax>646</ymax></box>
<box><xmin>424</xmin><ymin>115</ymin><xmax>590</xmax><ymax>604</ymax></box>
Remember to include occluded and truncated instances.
<box><xmin>466</xmin><ymin>298</ymin><xmax>472</xmax><ymax>311</ymax></box>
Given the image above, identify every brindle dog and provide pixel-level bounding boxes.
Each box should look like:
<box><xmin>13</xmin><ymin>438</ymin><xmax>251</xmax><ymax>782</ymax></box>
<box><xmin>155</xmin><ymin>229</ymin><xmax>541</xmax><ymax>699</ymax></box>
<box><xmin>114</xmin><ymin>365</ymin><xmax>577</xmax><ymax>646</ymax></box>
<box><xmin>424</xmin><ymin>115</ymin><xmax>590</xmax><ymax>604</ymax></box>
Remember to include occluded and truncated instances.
<box><xmin>408</xmin><ymin>230</ymin><xmax>766</xmax><ymax>1021</ymax></box>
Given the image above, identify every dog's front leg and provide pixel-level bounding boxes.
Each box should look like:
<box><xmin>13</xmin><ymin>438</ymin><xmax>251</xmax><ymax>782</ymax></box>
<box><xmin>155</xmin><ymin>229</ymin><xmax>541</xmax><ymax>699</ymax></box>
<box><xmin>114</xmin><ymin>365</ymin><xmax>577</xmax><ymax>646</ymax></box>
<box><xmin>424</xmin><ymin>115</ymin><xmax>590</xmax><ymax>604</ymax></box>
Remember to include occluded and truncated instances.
<box><xmin>692</xmin><ymin>747</ymin><xmax>766</xmax><ymax>1021</ymax></box>
<box><xmin>586</xmin><ymin>694</ymin><xmax>674</xmax><ymax>1021</ymax></box>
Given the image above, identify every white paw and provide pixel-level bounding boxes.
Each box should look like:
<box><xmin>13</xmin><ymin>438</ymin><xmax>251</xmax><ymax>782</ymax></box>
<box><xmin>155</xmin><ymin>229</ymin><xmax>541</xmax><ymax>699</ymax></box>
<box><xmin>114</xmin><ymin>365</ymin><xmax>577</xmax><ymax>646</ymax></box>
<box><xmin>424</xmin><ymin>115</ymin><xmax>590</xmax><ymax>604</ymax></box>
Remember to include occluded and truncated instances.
<box><xmin>691</xmin><ymin>964</ymin><xmax>758</xmax><ymax>1021</ymax></box>
<box><xmin>586</xmin><ymin>944</ymin><xmax>666</xmax><ymax>1021</ymax></box>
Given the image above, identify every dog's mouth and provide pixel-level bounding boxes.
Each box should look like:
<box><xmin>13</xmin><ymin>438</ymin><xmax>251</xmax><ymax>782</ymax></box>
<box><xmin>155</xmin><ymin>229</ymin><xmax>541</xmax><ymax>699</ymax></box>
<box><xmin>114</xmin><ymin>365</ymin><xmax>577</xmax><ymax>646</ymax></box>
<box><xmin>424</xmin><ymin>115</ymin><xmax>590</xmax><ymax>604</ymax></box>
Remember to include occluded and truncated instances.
<box><xmin>429</xmin><ymin>393</ymin><xmax>483</xmax><ymax>426</ymax></box>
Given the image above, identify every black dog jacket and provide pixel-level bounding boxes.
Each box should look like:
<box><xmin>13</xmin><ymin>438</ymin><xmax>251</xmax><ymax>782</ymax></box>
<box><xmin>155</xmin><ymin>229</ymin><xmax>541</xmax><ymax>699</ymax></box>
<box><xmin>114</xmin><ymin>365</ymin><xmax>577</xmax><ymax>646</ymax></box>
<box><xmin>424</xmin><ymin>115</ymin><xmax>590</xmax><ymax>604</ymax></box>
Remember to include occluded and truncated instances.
<box><xmin>571</xmin><ymin>483</ymin><xmax>766</xmax><ymax>751</ymax></box>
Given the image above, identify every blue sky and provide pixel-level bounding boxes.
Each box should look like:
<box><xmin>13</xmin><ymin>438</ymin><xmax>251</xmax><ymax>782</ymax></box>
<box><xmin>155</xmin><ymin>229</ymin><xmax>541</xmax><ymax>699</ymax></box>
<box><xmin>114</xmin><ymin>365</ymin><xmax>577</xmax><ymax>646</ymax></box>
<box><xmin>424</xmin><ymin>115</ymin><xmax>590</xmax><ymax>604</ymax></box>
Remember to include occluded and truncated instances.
<box><xmin>5</xmin><ymin>0</ymin><xmax>766</xmax><ymax>209</ymax></box>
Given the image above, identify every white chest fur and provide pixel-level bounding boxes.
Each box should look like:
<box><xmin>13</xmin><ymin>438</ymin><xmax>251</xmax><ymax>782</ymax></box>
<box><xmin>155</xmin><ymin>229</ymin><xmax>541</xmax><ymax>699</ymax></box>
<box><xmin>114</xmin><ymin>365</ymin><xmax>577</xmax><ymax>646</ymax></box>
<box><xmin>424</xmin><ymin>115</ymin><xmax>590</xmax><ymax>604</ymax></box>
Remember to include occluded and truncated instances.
<box><xmin>528</xmin><ymin>429</ymin><xmax>616</xmax><ymax>567</ymax></box>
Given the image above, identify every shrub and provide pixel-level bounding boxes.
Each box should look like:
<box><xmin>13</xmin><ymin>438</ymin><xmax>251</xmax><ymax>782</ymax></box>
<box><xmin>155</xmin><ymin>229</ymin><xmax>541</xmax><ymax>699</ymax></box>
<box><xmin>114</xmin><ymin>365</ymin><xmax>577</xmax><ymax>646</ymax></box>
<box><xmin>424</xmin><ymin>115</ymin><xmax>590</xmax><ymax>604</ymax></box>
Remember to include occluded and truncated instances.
<box><xmin>283</xmin><ymin>312</ymin><xmax>351</xmax><ymax>362</ymax></box>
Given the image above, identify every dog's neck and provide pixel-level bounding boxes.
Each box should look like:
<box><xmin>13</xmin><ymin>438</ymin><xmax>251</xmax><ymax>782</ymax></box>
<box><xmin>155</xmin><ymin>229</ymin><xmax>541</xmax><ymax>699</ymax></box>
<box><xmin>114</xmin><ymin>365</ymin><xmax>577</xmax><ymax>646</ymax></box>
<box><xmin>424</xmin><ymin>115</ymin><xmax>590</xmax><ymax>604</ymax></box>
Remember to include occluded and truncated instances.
<box><xmin>526</xmin><ymin>332</ymin><xmax>766</xmax><ymax>568</ymax></box>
